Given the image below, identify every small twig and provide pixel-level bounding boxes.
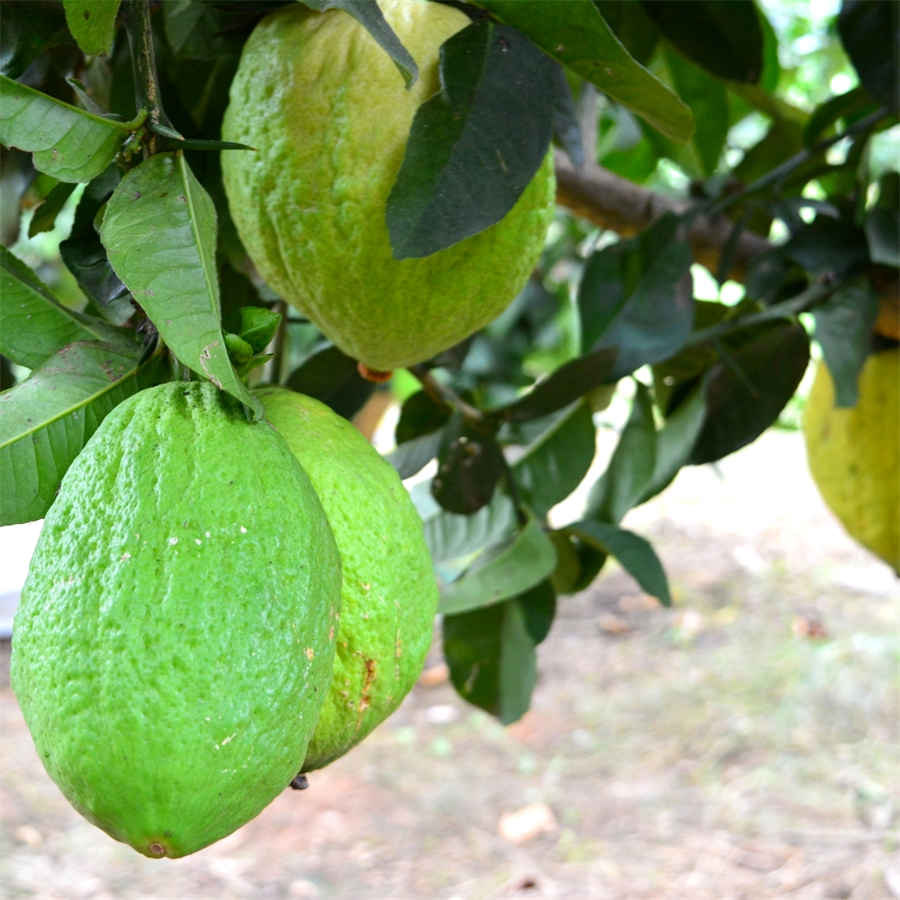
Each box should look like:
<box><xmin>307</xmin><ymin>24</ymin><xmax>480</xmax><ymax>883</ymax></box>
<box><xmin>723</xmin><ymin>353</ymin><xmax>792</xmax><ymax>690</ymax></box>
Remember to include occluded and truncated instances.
<box><xmin>409</xmin><ymin>364</ymin><xmax>484</xmax><ymax>423</ymax></box>
<box><xmin>682</xmin><ymin>276</ymin><xmax>838</xmax><ymax>349</ymax></box>
<box><xmin>268</xmin><ymin>301</ymin><xmax>287</xmax><ymax>385</ymax></box>
<box><xmin>700</xmin><ymin>106</ymin><xmax>889</xmax><ymax>221</ymax></box>
<box><xmin>123</xmin><ymin>0</ymin><xmax>178</xmax><ymax>152</ymax></box>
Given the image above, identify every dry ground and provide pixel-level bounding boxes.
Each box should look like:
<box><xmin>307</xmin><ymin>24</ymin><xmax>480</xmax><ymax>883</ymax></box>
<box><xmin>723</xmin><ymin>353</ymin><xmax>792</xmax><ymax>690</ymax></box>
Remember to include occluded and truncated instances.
<box><xmin>2</xmin><ymin>429</ymin><xmax>899</xmax><ymax>899</ymax></box>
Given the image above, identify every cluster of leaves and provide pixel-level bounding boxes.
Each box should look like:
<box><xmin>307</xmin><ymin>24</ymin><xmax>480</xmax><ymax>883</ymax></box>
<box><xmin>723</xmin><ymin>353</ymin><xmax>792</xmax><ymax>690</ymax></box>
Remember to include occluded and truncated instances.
<box><xmin>1</xmin><ymin>0</ymin><xmax>897</xmax><ymax>723</ymax></box>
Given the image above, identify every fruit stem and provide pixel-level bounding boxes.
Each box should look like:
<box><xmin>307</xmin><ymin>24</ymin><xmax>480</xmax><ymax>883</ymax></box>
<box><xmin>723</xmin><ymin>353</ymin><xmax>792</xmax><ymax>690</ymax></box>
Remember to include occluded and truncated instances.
<box><xmin>409</xmin><ymin>365</ymin><xmax>484</xmax><ymax>423</ymax></box>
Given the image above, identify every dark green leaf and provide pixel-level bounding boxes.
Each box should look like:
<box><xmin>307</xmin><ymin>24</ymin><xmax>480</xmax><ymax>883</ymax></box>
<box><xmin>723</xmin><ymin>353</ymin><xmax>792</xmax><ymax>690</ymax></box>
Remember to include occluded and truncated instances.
<box><xmin>0</xmin><ymin>74</ymin><xmax>138</xmax><ymax>182</ymax></box>
<box><xmin>59</xmin><ymin>165</ymin><xmax>130</xmax><ymax>317</ymax></box>
<box><xmin>387</xmin><ymin>21</ymin><xmax>555</xmax><ymax>258</ymax></box>
<box><xmin>662</xmin><ymin>46</ymin><xmax>728</xmax><ymax>177</ymax></box>
<box><xmin>395</xmin><ymin>389</ymin><xmax>451</xmax><ymax>444</ymax></box>
<box><xmin>578</xmin><ymin>213</ymin><xmax>694</xmax><ymax>376</ymax></box>
<box><xmin>640</xmin><ymin>0</ymin><xmax>763</xmax><ymax>83</ymax></box>
<box><xmin>386</xmin><ymin>427</ymin><xmax>448</xmax><ymax>479</ymax></box>
<box><xmin>784</xmin><ymin>218</ymin><xmax>869</xmax><ymax>278</ymax></box>
<box><xmin>476</xmin><ymin>0</ymin><xmax>693</xmax><ymax>142</ymax></box>
<box><xmin>513</xmin><ymin>400</ymin><xmax>596</xmax><ymax>516</ymax></box>
<box><xmin>569</xmin><ymin>519</ymin><xmax>671</xmax><ymax>605</ymax></box>
<box><xmin>27</xmin><ymin>180</ymin><xmax>76</xmax><ymax>237</ymax></box>
<box><xmin>299</xmin><ymin>0</ymin><xmax>418</xmax><ymax>87</ymax></box>
<box><xmin>812</xmin><ymin>278</ymin><xmax>880</xmax><ymax>407</ymax></box>
<box><xmin>284</xmin><ymin>343</ymin><xmax>374</xmax><ymax>420</ymax></box>
<box><xmin>433</xmin><ymin>425</ymin><xmax>506</xmax><ymax>515</ymax></box>
<box><xmin>443</xmin><ymin>591</ymin><xmax>541</xmax><ymax>724</ymax></box>
<box><xmin>0</xmin><ymin>245</ymin><xmax>126</xmax><ymax>368</ymax></box>
<box><xmin>100</xmin><ymin>152</ymin><xmax>262</xmax><ymax>417</ymax></box>
<box><xmin>0</xmin><ymin>2</ymin><xmax>72</xmax><ymax>80</ymax></box>
<box><xmin>595</xmin><ymin>1</ymin><xmax>659</xmax><ymax>63</ymax></box>
<box><xmin>439</xmin><ymin>515</ymin><xmax>557</xmax><ymax>614</ymax></box>
<box><xmin>0</xmin><ymin>342</ymin><xmax>168</xmax><ymax>525</ymax></box>
<box><xmin>865</xmin><ymin>207</ymin><xmax>900</xmax><ymax>267</ymax></box>
<box><xmin>838</xmin><ymin>0</ymin><xmax>900</xmax><ymax>111</ymax></box>
<box><xmin>63</xmin><ymin>0</ymin><xmax>121</xmax><ymax>57</ymax></box>
<box><xmin>690</xmin><ymin>321</ymin><xmax>810</xmax><ymax>464</ymax></box>
<box><xmin>804</xmin><ymin>87</ymin><xmax>876</xmax><ymax>147</ymax></box>
<box><xmin>497</xmin><ymin>347</ymin><xmax>619</xmax><ymax>423</ymax></box>
<box><xmin>424</xmin><ymin>491</ymin><xmax>518</xmax><ymax>566</ymax></box>
<box><xmin>587</xmin><ymin>382</ymin><xmax>656</xmax><ymax>525</ymax></box>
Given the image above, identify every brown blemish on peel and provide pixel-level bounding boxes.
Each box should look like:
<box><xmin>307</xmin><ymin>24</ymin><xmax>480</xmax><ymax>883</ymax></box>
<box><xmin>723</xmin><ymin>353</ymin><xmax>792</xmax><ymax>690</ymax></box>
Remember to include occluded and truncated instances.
<box><xmin>147</xmin><ymin>841</ymin><xmax>167</xmax><ymax>858</ymax></box>
<box><xmin>355</xmin><ymin>658</ymin><xmax>377</xmax><ymax>730</ymax></box>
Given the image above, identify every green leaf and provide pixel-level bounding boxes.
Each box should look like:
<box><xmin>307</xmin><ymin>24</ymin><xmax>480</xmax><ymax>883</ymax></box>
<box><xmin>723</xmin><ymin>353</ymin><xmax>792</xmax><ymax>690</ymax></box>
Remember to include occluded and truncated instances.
<box><xmin>578</xmin><ymin>213</ymin><xmax>694</xmax><ymax>375</ymax></box>
<box><xmin>497</xmin><ymin>347</ymin><xmax>619</xmax><ymax>423</ymax></box>
<box><xmin>0</xmin><ymin>74</ymin><xmax>137</xmax><ymax>182</ymax></box>
<box><xmin>439</xmin><ymin>515</ymin><xmax>557</xmax><ymax>615</ymax></box>
<box><xmin>661</xmin><ymin>46</ymin><xmax>728</xmax><ymax>176</ymax></box>
<box><xmin>423</xmin><ymin>491</ymin><xmax>518</xmax><ymax>566</ymax></box>
<box><xmin>27</xmin><ymin>180</ymin><xmax>76</xmax><ymax>237</ymax></box>
<box><xmin>689</xmin><ymin>321</ymin><xmax>810</xmax><ymax>464</ymax></box>
<box><xmin>298</xmin><ymin>0</ymin><xmax>418</xmax><ymax>87</ymax></box>
<box><xmin>284</xmin><ymin>343</ymin><xmax>374</xmax><ymax>420</ymax></box>
<box><xmin>238</xmin><ymin>306</ymin><xmax>280</xmax><ymax>354</ymax></box>
<box><xmin>387</xmin><ymin>21</ymin><xmax>555</xmax><ymax>259</ymax></box>
<box><xmin>0</xmin><ymin>2</ymin><xmax>72</xmax><ymax>80</ymax></box>
<box><xmin>587</xmin><ymin>382</ymin><xmax>656</xmax><ymax>525</ymax></box>
<box><xmin>100</xmin><ymin>152</ymin><xmax>262</xmax><ymax>417</ymax></box>
<box><xmin>476</xmin><ymin>0</ymin><xmax>693</xmax><ymax>142</ymax></box>
<box><xmin>812</xmin><ymin>278</ymin><xmax>880</xmax><ymax>408</ymax></box>
<box><xmin>443</xmin><ymin>581</ymin><xmax>556</xmax><ymax>724</ymax></box>
<box><xmin>63</xmin><ymin>0</ymin><xmax>121</xmax><ymax>57</ymax></box>
<box><xmin>640</xmin><ymin>383</ymin><xmax>706</xmax><ymax>503</ymax></box>
<box><xmin>513</xmin><ymin>400</ymin><xmax>596</xmax><ymax>516</ymax></box>
<box><xmin>0</xmin><ymin>245</ymin><xmax>126</xmax><ymax>369</ymax></box>
<box><xmin>838</xmin><ymin>0</ymin><xmax>900</xmax><ymax>111</ymax></box>
<box><xmin>0</xmin><ymin>342</ymin><xmax>168</xmax><ymax>525</ymax></box>
<box><xmin>569</xmin><ymin>519</ymin><xmax>671</xmax><ymax>605</ymax></box>
<box><xmin>551</xmin><ymin>64</ymin><xmax>583</xmax><ymax>168</ymax></box>
<box><xmin>640</xmin><ymin>0</ymin><xmax>763</xmax><ymax>83</ymax></box>
<box><xmin>595</xmin><ymin>0</ymin><xmax>659</xmax><ymax>64</ymax></box>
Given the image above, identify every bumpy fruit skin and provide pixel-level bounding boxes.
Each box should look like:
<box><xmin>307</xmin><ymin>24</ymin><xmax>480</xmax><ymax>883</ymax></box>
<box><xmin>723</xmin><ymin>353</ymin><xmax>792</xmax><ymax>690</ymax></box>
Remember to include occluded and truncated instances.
<box><xmin>11</xmin><ymin>382</ymin><xmax>342</xmax><ymax>858</ymax></box>
<box><xmin>803</xmin><ymin>349</ymin><xmax>900</xmax><ymax>573</ymax></box>
<box><xmin>221</xmin><ymin>0</ymin><xmax>556</xmax><ymax>371</ymax></box>
<box><xmin>256</xmin><ymin>388</ymin><xmax>438</xmax><ymax>771</ymax></box>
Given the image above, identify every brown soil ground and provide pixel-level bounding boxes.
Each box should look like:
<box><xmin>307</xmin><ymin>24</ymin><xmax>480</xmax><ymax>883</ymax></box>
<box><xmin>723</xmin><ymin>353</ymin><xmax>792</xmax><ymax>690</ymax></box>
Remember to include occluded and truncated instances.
<box><xmin>2</xmin><ymin>429</ymin><xmax>899</xmax><ymax>899</ymax></box>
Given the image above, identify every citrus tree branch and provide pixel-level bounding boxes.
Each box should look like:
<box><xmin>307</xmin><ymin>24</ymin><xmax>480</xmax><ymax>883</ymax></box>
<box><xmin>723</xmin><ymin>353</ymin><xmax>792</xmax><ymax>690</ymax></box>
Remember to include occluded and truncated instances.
<box><xmin>554</xmin><ymin>152</ymin><xmax>771</xmax><ymax>281</ymax></box>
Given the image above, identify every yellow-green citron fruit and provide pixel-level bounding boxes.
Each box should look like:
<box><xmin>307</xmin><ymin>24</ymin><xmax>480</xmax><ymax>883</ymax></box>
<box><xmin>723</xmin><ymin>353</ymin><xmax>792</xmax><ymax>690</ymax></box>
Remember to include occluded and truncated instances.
<box><xmin>221</xmin><ymin>0</ymin><xmax>556</xmax><ymax>372</ymax></box>
<box><xmin>11</xmin><ymin>382</ymin><xmax>342</xmax><ymax>858</ymax></box>
<box><xmin>256</xmin><ymin>387</ymin><xmax>438</xmax><ymax>771</ymax></box>
<box><xmin>803</xmin><ymin>348</ymin><xmax>900</xmax><ymax>573</ymax></box>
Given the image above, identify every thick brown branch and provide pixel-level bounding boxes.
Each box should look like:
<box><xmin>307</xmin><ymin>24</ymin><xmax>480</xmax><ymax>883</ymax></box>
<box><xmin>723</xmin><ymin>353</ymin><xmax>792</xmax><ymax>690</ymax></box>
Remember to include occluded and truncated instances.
<box><xmin>554</xmin><ymin>152</ymin><xmax>771</xmax><ymax>281</ymax></box>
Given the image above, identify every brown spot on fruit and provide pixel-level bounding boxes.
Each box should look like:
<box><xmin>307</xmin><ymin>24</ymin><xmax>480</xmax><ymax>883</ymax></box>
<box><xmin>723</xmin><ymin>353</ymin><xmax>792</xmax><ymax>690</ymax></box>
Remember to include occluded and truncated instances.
<box><xmin>147</xmin><ymin>841</ymin><xmax>166</xmax><ymax>858</ymax></box>
<box><xmin>356</xmin><ymin>658</ymin><xmax>377</xmax><ymax>729</ymax></box>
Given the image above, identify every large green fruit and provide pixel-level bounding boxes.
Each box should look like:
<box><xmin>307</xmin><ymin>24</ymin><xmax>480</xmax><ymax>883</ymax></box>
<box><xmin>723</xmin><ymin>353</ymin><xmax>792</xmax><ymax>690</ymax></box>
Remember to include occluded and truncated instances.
<box><xmin>256</xmin><ymin>388</ymin><xmax>438</xmax><ymax>771</ymax></box>
<box><xmin>803</xmin><ymin>348</ymin><xmax>900</xmax><ymax>573</ymax></box>
<box><xmin>221</xmin><ymin>0</ymin><xmax>556</xmax><ymax>372</ymax></box>
<box><xmin>11</xmin><ymin>382</ymin><xmax>342</xmax><ymax>858</ymax></box>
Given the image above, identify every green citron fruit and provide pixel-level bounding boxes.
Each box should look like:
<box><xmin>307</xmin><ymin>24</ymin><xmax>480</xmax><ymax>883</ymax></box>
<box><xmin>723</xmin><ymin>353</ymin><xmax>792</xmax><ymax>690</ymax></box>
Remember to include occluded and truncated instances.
<box><xmin>803</xmin><ymin>348</ymin><xmax>900</xmax><ymax>573</ymax></box>
<box><xmin>11</xmin><ymin>382</ymin><xmax>342</xmax><ymax>858</ymax></box>
<box><xmin>256</xmin><ymin>388</ymin><xmax>438</xmax><ymax>771</ymax></box>
<box><xmin>221</xmin><ymin>0</ymin><xmax>556</xmax><ymax>372</ymax></box>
